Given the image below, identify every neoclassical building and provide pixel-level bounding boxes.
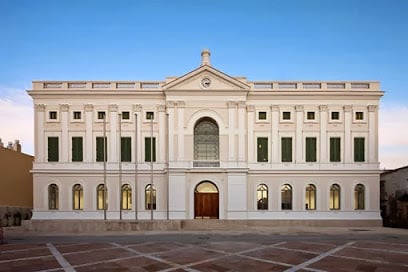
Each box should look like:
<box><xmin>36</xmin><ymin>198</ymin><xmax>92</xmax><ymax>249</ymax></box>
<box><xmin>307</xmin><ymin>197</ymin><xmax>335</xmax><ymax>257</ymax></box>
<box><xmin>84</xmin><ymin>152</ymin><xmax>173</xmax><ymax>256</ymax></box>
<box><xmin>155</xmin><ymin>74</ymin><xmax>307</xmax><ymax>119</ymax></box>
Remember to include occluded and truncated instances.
<box><xmin>28</xmin><ymin>50</ymin><xmax>383</xmax><ymax>224</ymax></box>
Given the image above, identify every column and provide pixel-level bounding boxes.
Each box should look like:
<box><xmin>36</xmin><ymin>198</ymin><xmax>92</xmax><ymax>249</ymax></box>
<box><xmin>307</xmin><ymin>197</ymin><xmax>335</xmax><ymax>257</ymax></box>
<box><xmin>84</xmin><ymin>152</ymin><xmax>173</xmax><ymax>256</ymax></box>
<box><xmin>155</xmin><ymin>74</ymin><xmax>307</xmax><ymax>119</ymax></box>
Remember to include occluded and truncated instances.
<box><xmin>344</xmin><ymin>105</ymin><xmax>352</xmax><ymax>163</ymax></box>
<box><xmin>133</xmin><ymin>104</ymin><xmax>142</xmax><ymax>163</ymax></box>
<box><xmin>368</xmin><ymin>105</ymin><xmax>377</xmax><ymax>163</ymax></box>
<box><xmin>35</xmin><ymin>104</ymin><xmax>46</xmax><ymax>162</ymax></box>
<box><xmin>158</xmin><ymin>104</ymin><xmax>166</xmax><ymax>163</ymax></box>
<box><xmin>227</xmin><ymin>101</ymin><xmax>236</xmax><ymax>161</ymax></box>
<box><xmin>177</xmin><ymin>101</ymin><xmax>185</xmax><ymax>161</ymax></box>
<box><xmin>247</xmin><ymin>105</ymin><xmax>255</xmax><ymax>163</ymax></box>
<box><xmin>238</xmin><ymin>101</ymin><xmax>246</xmax><ymax>162</ymax></box>
<box><xmin>84</xmin><ymin>104</ymin><xmax>93</xmax><ymax>162</ymax></box>
<box><xmin>271</xmin><ymin>105</ymin><xmax>279</xmax><ymax>164</ymax></box>
<box><xmin>319</xmin><ymin>105</ymin><xmax>328</xmax><ymax>163</ymax></box>
<box><xmin>109</xmin><ymin>104</ymin><xmax>118</xmax><ymax>162</ymax></box>
<box><xmin>166</xmin><ymin>101</ymin><xmax>175</xmax><ymax>162</ymax></box>
<box><xmin>295</xmin><ymin>105</ymin><xmax>304</xmax><ymax>163</ymax></box>
<box><xmin>60</xmin><ymin>104</ymin><xmax>69</xmax><ymax>162</ymax></box>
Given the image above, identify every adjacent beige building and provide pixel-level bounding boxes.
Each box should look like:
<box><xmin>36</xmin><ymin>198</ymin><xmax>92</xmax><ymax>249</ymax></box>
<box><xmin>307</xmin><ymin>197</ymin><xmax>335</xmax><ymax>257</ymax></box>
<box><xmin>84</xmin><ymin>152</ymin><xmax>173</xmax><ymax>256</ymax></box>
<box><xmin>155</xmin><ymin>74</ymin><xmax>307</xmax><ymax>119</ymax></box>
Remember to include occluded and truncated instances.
<box><xmin>28</xmin><ymin>50</ymin><xmax>383</xmax><ymax>225</ymax></box>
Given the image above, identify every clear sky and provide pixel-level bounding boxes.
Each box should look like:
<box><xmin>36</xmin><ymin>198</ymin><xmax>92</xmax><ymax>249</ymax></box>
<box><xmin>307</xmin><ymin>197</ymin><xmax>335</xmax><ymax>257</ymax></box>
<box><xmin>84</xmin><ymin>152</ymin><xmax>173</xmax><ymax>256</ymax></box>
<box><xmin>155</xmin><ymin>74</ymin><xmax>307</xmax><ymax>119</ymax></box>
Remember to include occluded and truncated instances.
<box><xmin>0</xmin><ymin>0</ymin><xmax>407</xmax><ymax>169</ymax></box>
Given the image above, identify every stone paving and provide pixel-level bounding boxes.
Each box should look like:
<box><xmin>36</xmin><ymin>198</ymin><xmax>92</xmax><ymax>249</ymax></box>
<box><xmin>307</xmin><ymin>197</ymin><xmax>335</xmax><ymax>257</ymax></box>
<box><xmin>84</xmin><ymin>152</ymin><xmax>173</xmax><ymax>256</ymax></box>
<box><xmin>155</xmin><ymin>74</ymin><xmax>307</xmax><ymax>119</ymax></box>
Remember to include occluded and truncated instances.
<box><xmin>1</xmin><ymin>236</ymin><xmax>408</xmax><ymax>272</ymax></box>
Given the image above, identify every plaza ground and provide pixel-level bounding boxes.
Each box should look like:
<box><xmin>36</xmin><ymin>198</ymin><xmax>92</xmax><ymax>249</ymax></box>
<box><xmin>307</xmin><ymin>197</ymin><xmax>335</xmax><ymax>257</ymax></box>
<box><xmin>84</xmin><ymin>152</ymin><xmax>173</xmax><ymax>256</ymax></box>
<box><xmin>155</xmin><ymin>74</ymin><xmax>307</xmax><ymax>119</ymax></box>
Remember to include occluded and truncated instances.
<box><xmin>1</xmin><ymin>226</ymin><xmax>407</xmax><ymax>271</ymax></box>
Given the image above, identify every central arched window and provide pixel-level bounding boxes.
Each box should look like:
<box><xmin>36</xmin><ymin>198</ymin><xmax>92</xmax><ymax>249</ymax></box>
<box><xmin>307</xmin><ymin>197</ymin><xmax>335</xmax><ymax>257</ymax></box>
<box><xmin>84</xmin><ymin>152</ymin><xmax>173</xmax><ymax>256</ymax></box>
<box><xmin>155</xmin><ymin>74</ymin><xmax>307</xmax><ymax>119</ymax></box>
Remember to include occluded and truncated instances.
<box><xmin>194</xmin><ymin>117</ymin><xmax>219</xmax><ymax>167</ymax></box>
<box><xmin>305</xmin><ymin>184</ymin><xmax>316</xmax><ymax>210</ymax></box>
<box><xmin>281</xmin><ymin>184</ymin><xmax>292</xmax><ymax>210</ymax></box>
<box><xmin>121</xmin><ymin>184</ymin><xmax>132</xmax><ymax>210</ymax></box>
<box><xmin>257</xmin><ymin>184</ymin><xmax>268</xmax><ymax>210</ymax></box>
<box><xmin>48</xmin><ymin>184</ymin><xmax>59</xmax><ymax>210</ymax></box>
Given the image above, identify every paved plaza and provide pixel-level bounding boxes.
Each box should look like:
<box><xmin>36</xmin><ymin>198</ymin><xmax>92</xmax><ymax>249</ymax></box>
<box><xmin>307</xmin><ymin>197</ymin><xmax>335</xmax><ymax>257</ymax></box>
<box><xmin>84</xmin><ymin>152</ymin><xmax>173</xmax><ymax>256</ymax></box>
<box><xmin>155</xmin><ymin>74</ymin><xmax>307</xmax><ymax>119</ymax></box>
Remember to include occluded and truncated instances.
<box><xmin>1</xmin><ymin>227</ymin><xmax>408</xmax><ymax>271</ymax></box>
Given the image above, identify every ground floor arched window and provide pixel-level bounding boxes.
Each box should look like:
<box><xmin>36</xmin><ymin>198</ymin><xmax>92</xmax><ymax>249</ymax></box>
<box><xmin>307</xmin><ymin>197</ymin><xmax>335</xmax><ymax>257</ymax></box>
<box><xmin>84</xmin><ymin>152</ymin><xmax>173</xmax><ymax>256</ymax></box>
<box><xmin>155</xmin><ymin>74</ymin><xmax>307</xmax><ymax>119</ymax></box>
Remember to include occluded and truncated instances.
<box><xmin>281</xmin><ymin>184</ymin><xmax>292</xmax><ymax>210</ymax></box>
<box><xmin>330</xmin><ymin>184</ymin><xmax>341</xmax><ymax>210</ymax></box>
<box><xmin>97</xmin><ymin>184</ymin><xmax>107</xmax><ymax>210</ymax></box>
<box><xmin>48</xmin><ymin>184</ymin><xmax>59</xmax><ymax>210</ymax></box>
<box><xmin>145</xmin><ymin>184</ymin><xmax>156</xmax><ymax>210</ymax></box>
<box><xmin>305</xmin><ymin>184</ymin><xmax>316</xmax><ymax>210</ymax></box>
<box><xmin>354</xmin><ymin>184</ymin><xmax>365</xmax><ymax>210</ymax></box>
<box><xmin>257</xmin><ymin>184</ymin><xmax>268</xmax><ymax>210</ymax></box>
<box><xmin>73</xmin><ymin>184</ymin><xmax>83</xmax><ymax>210</ymax></box>
<box><xmin>121</xmin><ymin>184</ymin><xmax>132</xmax><ymax>210</ymax></box>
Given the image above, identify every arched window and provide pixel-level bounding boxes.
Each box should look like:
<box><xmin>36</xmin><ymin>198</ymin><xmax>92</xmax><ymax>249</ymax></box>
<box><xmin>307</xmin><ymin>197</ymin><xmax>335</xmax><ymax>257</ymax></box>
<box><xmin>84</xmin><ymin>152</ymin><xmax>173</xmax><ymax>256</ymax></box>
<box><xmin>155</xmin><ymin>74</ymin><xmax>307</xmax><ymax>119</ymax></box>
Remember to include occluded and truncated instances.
<box><xmin>194</xmin><ymin>117</ymin><xmax>219</xmax><ymax>166</ymax></box>
<box><xmin>354</xmin><ymin>184</ymin><xmax>365</xmax><ymax>210</ymax></box>
<box><xmin>145</xmin><ymin>184</ymin><xmax>156</xmax><ymax>210</ymax></box>
<box><xmin>281</xmin><ymin>184</ymin><xmax>292</xmax><ymax>210</ymax></box>
<box><xmin>48</xmin><ymin>184</ymin><xmax>59</xmax><ymax>210</ymax></box>
<box><xmin>73</xmin><ymin>184</ymin><xmax>83</xmax><ymax>210</ymax></box>
<box><xmin>305</xmin><ymin>184</ymin><xmax>316</xmax><ymax>210</ymax></box>
<box><xmin>257</xmin><ymin>184</ymin><xmax>268</xmax><ymax>210</ymax></box>
<box><xmin>97</xmin><ymin>184</ymin><xmax>107</xmax><ymax>210</ymax></box>
<box><xmin>330</xmin><ymin>184</ymin><xmax>341</xmax><ymax>210</ymax></box>
<box><xmin>121</xmin><ymin>184</ymin><xmax>132</xmax><ymax>210</ymax></box>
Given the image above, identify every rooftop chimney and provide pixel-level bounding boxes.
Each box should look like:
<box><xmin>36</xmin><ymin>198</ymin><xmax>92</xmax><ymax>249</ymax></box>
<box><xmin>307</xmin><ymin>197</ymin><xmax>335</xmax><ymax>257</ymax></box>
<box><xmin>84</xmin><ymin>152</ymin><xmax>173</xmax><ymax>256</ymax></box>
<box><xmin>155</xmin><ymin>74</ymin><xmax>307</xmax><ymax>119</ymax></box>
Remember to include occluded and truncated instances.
<box><xmin>7</xmin><ymin>141</ymin><xmax>13</xmax><ymax>149</ymax></box>
<box><xmin>13</xmin><ymin>140</ymin><xmax>21</xmax><ymax>153</ymax></box>
<box><xmin>0</xmin><ymin>138</ymin><xmax>3</xmax><ymax>148</ymax></box>
<box><xmin>201</xmin><ymin>49</ymin><xmax>211</xmax><ymax>66</ymax></box>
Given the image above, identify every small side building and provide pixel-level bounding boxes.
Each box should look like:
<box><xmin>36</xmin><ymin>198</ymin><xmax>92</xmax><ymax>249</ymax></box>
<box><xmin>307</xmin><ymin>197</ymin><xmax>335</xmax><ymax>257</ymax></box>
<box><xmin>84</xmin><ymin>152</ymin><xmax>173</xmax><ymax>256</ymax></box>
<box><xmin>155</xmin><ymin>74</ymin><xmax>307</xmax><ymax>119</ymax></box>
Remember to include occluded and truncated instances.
<box><xmin>0</xmin><ymin>139</ymin><xmax>34</xmax><ymax>226</ymax></box>
<box><xmin>380</xmin><ymin>166</ymin><xmax>408</xmax><ymax>228</ymax></box>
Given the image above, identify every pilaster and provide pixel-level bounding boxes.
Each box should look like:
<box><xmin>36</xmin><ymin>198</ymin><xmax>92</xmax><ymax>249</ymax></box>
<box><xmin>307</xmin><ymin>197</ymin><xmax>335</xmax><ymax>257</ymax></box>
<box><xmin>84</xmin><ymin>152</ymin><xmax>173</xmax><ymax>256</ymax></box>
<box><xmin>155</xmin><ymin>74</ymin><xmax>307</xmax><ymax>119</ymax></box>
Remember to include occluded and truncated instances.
<box><xmin>35</xmin><ymin>104</ymin><xmax>46</xmax><ymax>162</ymax></box>
<box><xmin>238</xmin><ymin>101</ymin><xmax>246</xmax><ymax>161</ymax></box>
<box><xmin>295</xmin><ymin>105</ymin><xmax>304</xmax><ymax>163</ymax></box>
<box><xmin>158</xmin><ymin>104</ymin><xmax>166</xmax><ymax>163</ymax></box>
<box><xmin>177</xmin><ymin>101</ymin><xmax>185</xmax><ymax>161</ymax></box>
<box><xmin>271</xmin><ymin>105</ymin><xmax>279</xmax><ymax>164</ymax></box>
<box><xmin>247</xmin><ymin>105</ymin><xmax>255</xmax><ymax>163</ymax></box>
<box><xmin>166</xmin><ymin>101</ymin><xmax>176</xmax><ymax>162</ymax></box>
<box><xmin>109</xmin><ymin>104</ymin><xmax>118</xmax><ymax>162</ymax></box>
<box><xmin>319</xmin><ymin>105</ymin><xmax>328</xmax><ymax>163</ymax></box>
<box><xmin>344</xmin><ymin>105</ymin><xmax>352</xmax><ymax>163</ymax></box>
<box><xmin>60</xmin><ymin>104</ymin><xmax>69</xmax><ymax>162</ymax></box>
<box><xmin>368</xmin><ymin>105</ymin><xmax>377</xmax><ymax>163</ymax></box>
<box><xmin>227</xmin><ymin>101</ymin><xmax>236</xmax><ymax>161</ymax></box>
<box><xmin>84</xmin><ymin>104</ymin><xmax>93</xmax><ymax>162</ymax></box>
<box><xmin>133</xmin><ymin>104</ymin><xmax>142</xmax><ymax>163</ymax></box>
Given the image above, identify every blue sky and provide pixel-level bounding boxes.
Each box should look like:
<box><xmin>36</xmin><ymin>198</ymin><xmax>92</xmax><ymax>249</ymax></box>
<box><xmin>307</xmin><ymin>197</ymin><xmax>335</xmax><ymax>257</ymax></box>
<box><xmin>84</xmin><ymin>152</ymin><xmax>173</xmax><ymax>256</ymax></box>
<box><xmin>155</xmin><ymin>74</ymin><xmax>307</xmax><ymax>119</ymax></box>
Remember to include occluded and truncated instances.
<box><xmin>0</xmin><ymin>0</ymin><xmax>407</xmax><ymax>168</ymax></box>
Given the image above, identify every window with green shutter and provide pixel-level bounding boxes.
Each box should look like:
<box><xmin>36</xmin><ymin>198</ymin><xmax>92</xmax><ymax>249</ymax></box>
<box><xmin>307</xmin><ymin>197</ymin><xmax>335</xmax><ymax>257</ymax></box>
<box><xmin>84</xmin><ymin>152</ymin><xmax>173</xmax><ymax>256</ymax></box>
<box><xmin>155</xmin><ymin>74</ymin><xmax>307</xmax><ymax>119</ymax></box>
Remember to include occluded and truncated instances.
<box><xmin>96</xmin><ymin>137</ymin><xmax>107</xmax><ymax>162</ymax></box>
<box><xmin>72</xmin><ymin>137</ymin><xmax>83</xmax><ymax>162</ymax></box>
<box><xmin>145</xmin><ymin>137</ymin><xmax>156</xmax><ymax>162</ymax></box>
<box><xmin>121</xmin><ymin>137</ymin><xmax>132</xmax><ymax>162</ymax></box>
<box><xmin>48</xmin><ymin>137</ymin><xmax>59</xmax><ymax>162</ymax></box>
<box><xmin>330</xmin><ymin>137</ymin><xmax>341</xmax><ymax>162</ymax></box>
<box><xmin>257</xmin><ymin>137</ymin><xmax>268</xmax><ymax>162</ymax></box>
<box><xmin>354</xmin><ymin>137</ymin><xmax>365</xmax><ymax>162</ymax></box>
<box><xmin>281</xmin><ymin>137</ymin><xmax>292</xmax><ymax>162</ymax></box>
<box><xmin>305</xmin><ymin>137</ymin><xmax>317</xmax><ymax>162</ymax></box>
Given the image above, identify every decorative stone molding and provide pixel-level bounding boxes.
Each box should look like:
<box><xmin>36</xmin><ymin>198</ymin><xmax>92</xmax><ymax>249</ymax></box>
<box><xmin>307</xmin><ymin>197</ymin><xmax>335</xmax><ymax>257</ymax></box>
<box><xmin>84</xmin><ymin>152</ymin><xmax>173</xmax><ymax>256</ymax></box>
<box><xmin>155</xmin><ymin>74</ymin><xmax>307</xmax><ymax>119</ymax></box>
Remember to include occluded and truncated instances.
<box><xmin>35</xmin><ymin>104</ymin><xmax>46</xmax><ymax>112</ymax></box>
<box><xmin>319</xmin><ymin>105</ymin><xmax>328</xmax><ymax>112</ymax></box>
<box><xmin>270</xmin><ymin>105</ymin><xmax>280</xmax><ymax>112</ymax></box>
<box><xmin>295</xmin><ymin>105</ymin><xmax>304</xmax><ymax>112</ymax></box>
<box><xmin>166</xmin><ymin>101</ymin><xmax>176</xmax><ymax>108</ymax></box>
<box><xmin>237</xmin><ymin>101</ymin><xmax>246</xmax><ymax>109</ymax></box>
<box><xmin>247</xmin><ymin>105</ymin><xmax>255</xmax><ymax>112</ymax></box>
<box><xmin>84</xmin><ymin>104</ymin><xmax>93</xmax><ymax>112</ymax></box>
<box><xmin>343</xmin><ymin>105</ymin><xmax>353</xmax><ymax>112</ymax></box>
<box><xmin>108</xmin><ymin>104</ymin><xmax>118</xmax><ymax>112</ymax></box>
<box><xmin>59</xmin><ymin>104</ymin><xmax>69</xmax><ymax>112</ymax></box>
<box><xmin>176</xmin><ymin>101</ymin><xmax>185</xmax><ymax>108</ymax></box>
<box><xmin>368</xmin><ymin>105</ymin><xmax>377</xmax><ymax>112</ymax></box>
<box><xmin>157</xmin><ymin>104</ymin><xmax>166</xmax><ymax>112</ymax></box>
<box><xmin>227</xmin><ymin>101</ymin><xmax>237</xmax><ymax>108</ymax></box>
<box><xmin>132</xmin><ymin>104</ymin><xmax>142</xmax><ymax>112</ymax></box>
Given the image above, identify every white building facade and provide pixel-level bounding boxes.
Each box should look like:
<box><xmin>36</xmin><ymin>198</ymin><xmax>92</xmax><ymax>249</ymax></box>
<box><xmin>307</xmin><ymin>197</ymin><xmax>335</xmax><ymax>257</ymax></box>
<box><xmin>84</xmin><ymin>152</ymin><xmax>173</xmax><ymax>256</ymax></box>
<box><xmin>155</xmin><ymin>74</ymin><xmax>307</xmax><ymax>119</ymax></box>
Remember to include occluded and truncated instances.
<box><xmin>28</xmin><ymin>50</ymin><xmax>383</xmax><ymax>224</ymax></box>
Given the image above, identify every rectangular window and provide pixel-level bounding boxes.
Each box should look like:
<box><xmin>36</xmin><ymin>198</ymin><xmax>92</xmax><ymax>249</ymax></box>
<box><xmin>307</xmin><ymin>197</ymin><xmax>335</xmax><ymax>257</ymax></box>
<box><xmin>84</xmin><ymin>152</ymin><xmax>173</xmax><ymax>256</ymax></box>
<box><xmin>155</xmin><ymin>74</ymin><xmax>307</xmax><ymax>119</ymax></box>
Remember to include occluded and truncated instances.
<box><xmin>73</xmin><ymin>111</ymin><xmax>81</xmax><ymax>120</ymax></box>
<box><xmin>354</xmin><ymin>137</ymin><xmax>365</xmax><ymax>162</ymax></box>
<box><xmin>258</xmin><ymin>111</ymin><xmax>267</xmax><ymax>120</ymax></box>
<box><xmin>122</xmin><ymin>111</ymin><xmax>130</xmax><ymax>120</ymax></box>
<box><xmin>305</xmin><ymin>137</ymin><xmax>317</xmax><ymax>162</ymax></box>
<box><xmin>330</xmin><ymin>137</ymin><xmax>341</xmax><ymax>162</ymax></box>
<box><xmin>146</xmin><ymin>111</ymin><xmax>154</xmax><ymax>120</ymax></box>
<box><xmin>307</xmin><ymin>112</ymin><xmax>315</xmax><ymax>120</ymax></box>
<box><xmin>145</xmin><ymin>137</ymin><xmax>156</xmax><ymax>162</ymax></box>
<box><xmin>97</xmin><ymin>111</ymin><xmax>106</xmax><ymax>120</ymax></box>
<box><xmin>48</xmin><ymin>137</ymin><xmax>59</xmax><ymax>162</ymax></box>
<box><xmin>96</xmin><ymin>137</ymin><xmax>107</xmax><ymax>162</ymax></box>
<box><xmin>257</xmin><ymin>137</ymin><xmax>268</xmax><ymax>162</ymax></box>
<box><xmin>281</xmin><ymin>137</ymin><xmax>292</xmax><ymax>162</ymax></box>
<box><xmin>49</xmin><ymin>111</ymin><xmax>57</xmax><ymax>120</ymax></box>
<box><xmin>72</xmin><ymin>137</ymin><xmax>83</xmax><ymax>162</ymax></box>
<box><xmin>121</xmin><ymin>137</ymin><xmax>132</xmax><ymax>162</ymax></box>
<box><xmin>282</xmin><ymin>112</ymin><xmax>291</xmax><ymax>120</ymax></box>
<box><xmin>355</xmin><ymin>112</ymin><xmax>364</xmax><ymax>120</ymax></box>
<box><xmin>331</xmin><ymin>111</ymin><xmax>339</xmax><ymax>120</ymax></box>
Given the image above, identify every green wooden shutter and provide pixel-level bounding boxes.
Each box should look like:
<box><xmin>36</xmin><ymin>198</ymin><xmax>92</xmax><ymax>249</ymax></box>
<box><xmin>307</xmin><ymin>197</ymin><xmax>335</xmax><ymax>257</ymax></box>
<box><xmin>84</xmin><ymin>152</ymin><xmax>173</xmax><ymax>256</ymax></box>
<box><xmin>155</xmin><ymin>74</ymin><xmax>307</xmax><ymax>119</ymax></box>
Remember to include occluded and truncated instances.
<box><xmin>121</xmin><ymin>137</ymin><xmax>131</xmax><ymax>162</ymax></box>
<box><xmin>281</xmin><ymin>137</ymin><xmax>292</xmax><ymax>162</ymax></box>
<box><xmin>305</xmin><ymin>137</ymin><xmax>317</xmax><ymax>162</ymax></box>
<box><xmin>330</xmin><ymin>137</ymin><xmax>341</xmax><ymax>162</ymax></box>
<box><xmin>354</xmin><ymin>137</ymin><xmax>365</xmax><ymax>162</ymax></box>
<box><xmin>145</xmin><ymin>137</ymin><xmax>156</xmax><ymax>162</ymax></box>
<box><xmin>257</xmin><ymin>137</ymin><xmax>268</xmax><ymax>162</ymax></box>
<box><xmin>96</xmin><ymin>137</ymin><xmax>107</xmax><ymax>162</ymax></box>
<box><xmin>72</xmin><ymin>137</ymin><xmax>83</xmax><ymax>162</ymax></box>
<box><xmin>48</xmin><ymin>137</ymin><xmax>59</xmax><ymax>162</ymax></box>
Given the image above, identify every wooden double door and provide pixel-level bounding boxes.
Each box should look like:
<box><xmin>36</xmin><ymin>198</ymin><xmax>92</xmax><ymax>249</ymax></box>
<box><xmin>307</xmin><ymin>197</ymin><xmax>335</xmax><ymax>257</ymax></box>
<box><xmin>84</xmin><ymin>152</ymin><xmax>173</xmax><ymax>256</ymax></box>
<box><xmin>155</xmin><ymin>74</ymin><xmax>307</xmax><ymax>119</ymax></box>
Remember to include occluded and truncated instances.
<box><xmin>194</xmin><ymin>192</ymin><xmax>219</xmax><ymax>219</ymax></box>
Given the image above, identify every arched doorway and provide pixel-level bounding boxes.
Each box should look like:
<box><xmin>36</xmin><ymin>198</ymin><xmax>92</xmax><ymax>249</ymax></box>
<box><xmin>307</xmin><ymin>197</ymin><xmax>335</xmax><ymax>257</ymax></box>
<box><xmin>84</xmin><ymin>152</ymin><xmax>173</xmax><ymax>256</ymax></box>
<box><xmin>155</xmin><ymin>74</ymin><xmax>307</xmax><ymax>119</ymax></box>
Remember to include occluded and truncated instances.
<box><xmin>194</xmin><ymin>181</ymin><xmax>219</xmax><ymax>219</ymax></box>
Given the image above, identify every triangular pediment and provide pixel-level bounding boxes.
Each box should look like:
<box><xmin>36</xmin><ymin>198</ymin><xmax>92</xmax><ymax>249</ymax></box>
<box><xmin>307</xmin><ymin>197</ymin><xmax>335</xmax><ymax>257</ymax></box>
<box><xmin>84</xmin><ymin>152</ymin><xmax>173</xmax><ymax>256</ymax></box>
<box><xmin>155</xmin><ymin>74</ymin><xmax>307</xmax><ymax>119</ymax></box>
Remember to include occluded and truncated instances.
<box><xmin>162</xmin><ymin>65</ymin><xmax>250</xmax><ymax>91</ymax></box>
